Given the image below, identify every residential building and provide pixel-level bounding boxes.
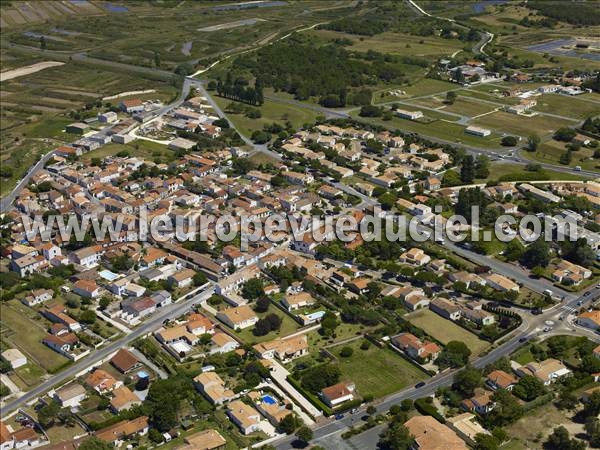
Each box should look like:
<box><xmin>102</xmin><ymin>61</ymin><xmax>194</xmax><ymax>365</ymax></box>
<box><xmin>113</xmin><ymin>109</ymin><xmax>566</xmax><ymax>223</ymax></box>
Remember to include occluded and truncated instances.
<box><xmin>320</xmin><ymin>382</ymin><xmax>355</xmax><ymax>407</ymax></box>
<box><xmin>216</xmin><ymin>305</ymin><xmax>258</xmax><ymax>330</ymax></box>
<box><xmin>392</xmin><ymin>333</ymin><xmax>441</xmax><ymax>361</ymax></box>
<box><xmin>73</xmin><ymin>279</ymin><xmax>101</xmax><ymax>298</ymax></box>
<box><xmin>404</xmin><ymin>415</ymin><xmax>468</xmax><ymax>450</ymax></box>
<box><xmin>253</xmin><ymin>335</ymin><xmax>309</xmax><ymax>362</ymax></box>
<box><xmin>110</xmin><ymin>349</ymin><xmax>141</xmax><ymax>374</ymax></box>
<box><xmin>95</xmin><ymin>416</ymin><xmax>149</xmax><ymax>446</ymax></box>
<box><xmin>430</xmin><ymin>297</ymin><xmax>461</xmax><ymax>321</ymax></box>
<box><xmin>461</xmin><ymin>389</ymin><xmax>495</xmax><ymax>414</ymax></box>
<box><xmin>400</xmin><ymin>248</ymin><xmax>431</xmax><ymax>266</ymax></box>
<box><xmin>178</xmin><ymin>429</ymin><xmax>227</xmax><ymax>450</ymax></box>
<box><xmin>465</xmin><ymin>126</ymin><xmax>491</xmax><ymax>137</ymax></box>
<box><xmin>193</xmin><ymin>372</ymin><xmax>235</xmax><ymax>405</ymax></box>
<box><xmin>226</xmin><ymin>400</ymin><xmax>262</xmax><ymax>435</ymax></box>
<box><xmin>1</xmin><ymin>349</ymin><xmax>26</xmax><ymax>369</ymax></box>
<box><xmin>516</xmin><ymin>358</ymin><xmax>571</xmax><ymax>385</ymax></box>
<box><xmin>85</xmin><ymin>369</ymin><xmax>123</xmax><ymax>394</ymax></box>
<box><xmin>110</xmin><ymin>386</ymin><xmax>142</xmax><ymax>413</ymax></box>
<box><xmin>21</xmin><ymin>288</ymin><xmax>53</xmax><ymax>307</ymax></box>
<box><xmin>54</xmin><ymin>383</ymin><xmax>87</xmax><ymax>409</ymax></box>
<box><xmin>281</xmin><ymin>292</ymin><xmax>316</xmax><ymax>311</ymax></box>
<box><xmin>578</xmin><ymin>310</ymin><xmax>600</xmax><ymax>331</ymax></box>
<box><xmin>486</xmin><ymin>370</ymin><xmax>518</xmax><ymax>391</ymax></box>
<box><xmin>484</xmin><ymin>273</ymin><xmax>520</xmax><ymax>292</ymax></box>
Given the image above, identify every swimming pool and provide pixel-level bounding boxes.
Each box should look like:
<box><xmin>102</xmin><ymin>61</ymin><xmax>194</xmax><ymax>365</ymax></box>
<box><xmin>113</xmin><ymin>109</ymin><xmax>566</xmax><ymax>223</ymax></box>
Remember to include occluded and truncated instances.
<box><xmin>98</xmin><ymin>269</ymin><xmax>120</xmax><ymax>281</ymax></box>
<box><xmin>262</xmin><ymin>394</ymin><xmax>276</xmax><ymax>405</ymax></box>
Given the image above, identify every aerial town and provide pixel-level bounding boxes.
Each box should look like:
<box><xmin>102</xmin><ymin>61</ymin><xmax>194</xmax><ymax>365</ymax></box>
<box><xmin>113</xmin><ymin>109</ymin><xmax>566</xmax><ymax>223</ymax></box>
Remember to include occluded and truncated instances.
<box><xmin>0</xmin><ymin>1</ymin><xmax>599</xmax><ymax>450</ymax></box>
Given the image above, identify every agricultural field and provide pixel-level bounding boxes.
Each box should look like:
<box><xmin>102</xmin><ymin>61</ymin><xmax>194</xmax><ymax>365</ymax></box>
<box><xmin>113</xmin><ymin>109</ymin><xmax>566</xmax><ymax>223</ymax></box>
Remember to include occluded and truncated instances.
<box><xmin>409</xmin><ymin>95</ymin><xmax>497</xmax><ymax>118</ymax></box>
<box><xmin>481</xmin><ymin>162</ymin><xmax>592</xmax><ymax>183</ymax></box>
<box><xmin>0</xmin><ymin>1</ymin><xmax>354</xmax><ymax>71</ymax></box>
<box><xmin>405</xmin><ymin>309</ymin><xmax>489</xmax><ymax>356</ymax></box>
<box><xmin>330</xmin><ymin>339</ymin><xmax>428</xmax><ymax>399</ymax></box>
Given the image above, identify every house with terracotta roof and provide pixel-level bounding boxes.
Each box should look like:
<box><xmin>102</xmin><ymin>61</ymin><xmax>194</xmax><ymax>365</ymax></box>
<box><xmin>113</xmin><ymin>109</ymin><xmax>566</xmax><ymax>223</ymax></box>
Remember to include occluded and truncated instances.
<box><xmin>168</xmin><ymin>268</ymin><xmax>196</xmax><ymax>288</ymax></box>
<box><xmin>392</xmin><ymin>333</ymin><xmax>441</xmax><ymax>362</ymax></box>
<box><xmin>400</xmin><ymin>248</ymin><xmax>431</xmax><ymax>266</ymax></box>
<box><xmin>461</xmin><ymin>389</ymin><xmax>495</xmax><ymax>414</ymax></box>
<box><xmin>253</xmin><ymin>335</ymin><xmax>308</xmax><ymax>362</ymax></box>
<box><xmin>110</xmin><ymin>349</ymin><xmax>140</xmax><ymax>374</ymax></box>
<box><xmin>73</xmin><ymin>279</ymin><xmax>101</xmax><ymax>299</ymax></box>
<box><xmin>178</xmin><ymin>429</ymin><xmax>227</xmax><ymax>450</ymax></box>
<box><xmin>95</xmin><ymin>416</ymin><xmax>149</xmax><ymax>446</ymax></box>
<box><xmin>42</xmin><ymin>305</ymin><xmax>81</xmax><ymax>331</ymax></box>
<box><xmin>553</xmin><ymin>260</ymin><xmax>592</xmax><ymax>286</ymax></box>
<box><xmin>226</xmin><ymin>400</ymin><xmax>262</xmax><ymax>435</ymax></box>
<box><xmin>193</xmin><ymin>372</ymin><xmax>236</xmax><ymax>405</ymax></box>
<box><xmin>216</xmin><ymin>305</ymin><xmax>258</xmax><ymax>330</ymax></box>
<box><xmin>21</xmin><ymin>288</ymin><xmax>53</xmax><ymax>307</ymax></box>
<box><xmin>404</xmin><ymin>415</ymin><xmax>468</xmax><ymax>450</ymax></box>
<box><xmin>516</xmin><ymin>358</ymin><xmax>571</xmax><ymax>385</ymax></box>
<box><xmin>210</xmin><ymin>332</ymin><xmax>240</xmax><ymax>354</ymax></box>
<box><xmin>577</xmin><ymin>310</ymin><xmax>600</xmax><ymax>331</ymax></box>
<box><xmin>484</xmin><ymin>273</ymin><xmax>520</xmax><ymax>292</ymax></box>
<box><xmin>110</xmin><ymin>386</ymin><xmax>142</xmax><ymax>413</ymax></box>
<box><xmin>140</xmin><ymin>247</ymin><xmax>167</xmax><ymax>268</ymax></box>
<box><xmin>281</xmin><ymin>292</ymin><xmax>316</xmax><ymax>311</ymax></box>
<box><xmin>486</xmin><ymin>370</ymin><xmax>517</xmax><ymax>391</ymax></box>
<box><xmin>85</xmin><ymin>369</ymin><xmax>123</xmax><ymax>394</ymax></box>
<box><xmin>119</xmin><ymin>99</ymin><xmax>144</xmax><ymax>114</ymax></box>
<box><xmin>43</xmin><ymin>333</ymin><xmax>81</xmax><ymax>359</ymax></box>
<box><xmin>320</xmin><ymin>382</ymin><xmax>355</xmax><ymax>407</ymax></box>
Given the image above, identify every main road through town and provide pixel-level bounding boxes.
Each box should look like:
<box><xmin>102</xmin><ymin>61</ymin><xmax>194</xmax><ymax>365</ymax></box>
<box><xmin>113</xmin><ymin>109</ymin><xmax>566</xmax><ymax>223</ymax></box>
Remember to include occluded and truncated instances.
<box><xmin>0</xmin><ymin>285</ymin><xmax>215</xmax><ymax>416</ymax></box>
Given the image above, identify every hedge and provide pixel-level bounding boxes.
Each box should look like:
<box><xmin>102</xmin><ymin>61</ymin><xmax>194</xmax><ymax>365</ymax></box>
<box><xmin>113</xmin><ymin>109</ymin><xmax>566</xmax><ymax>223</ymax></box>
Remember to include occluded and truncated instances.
<box><xmin>414</xmin><ymin>398</ymin><xmax>446</xmax><ymax>423</ymax></box>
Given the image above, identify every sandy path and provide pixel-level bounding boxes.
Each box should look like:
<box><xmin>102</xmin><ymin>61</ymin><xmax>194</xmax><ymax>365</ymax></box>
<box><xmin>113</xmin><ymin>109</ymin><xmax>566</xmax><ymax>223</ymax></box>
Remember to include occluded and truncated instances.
<box><xmin>0</xmin><ymin>61</ymin><xmax>65</xmax><ymax>82</ymax></box>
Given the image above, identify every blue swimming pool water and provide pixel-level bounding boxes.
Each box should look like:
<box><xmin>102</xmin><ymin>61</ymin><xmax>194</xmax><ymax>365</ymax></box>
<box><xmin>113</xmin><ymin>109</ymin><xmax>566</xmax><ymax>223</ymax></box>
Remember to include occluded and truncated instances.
<box><xmin>262</xmin><ymin>394</ymin><xmax>276</xmax><ymax>405</ymax></box>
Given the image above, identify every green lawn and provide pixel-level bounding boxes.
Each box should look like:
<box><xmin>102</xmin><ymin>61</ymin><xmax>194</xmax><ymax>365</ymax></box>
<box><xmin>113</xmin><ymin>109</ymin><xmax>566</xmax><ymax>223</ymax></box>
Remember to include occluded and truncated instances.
<box><xmin>83</xmin><ymin>140</ymin><xmax>175</xmax><ymax>163</ymax></box>
<box><xmin>330</xmin><ymin>340</ymin><xmax>428</xmax><ymax>399</ymax></box>
<box><xmin>406</xmin><ymin>309</ymin><xmax>489</xmax><ymax>355</ymax></box>
<box><xmin>0</xmin><ymin>302</ymin><xmax>68</xmax><ymax>372</ymax></box>
<box><xmin>403</xmin><ymin>79</ymin><xmax>457</xmax><ymax>98</ymax></box>
<box><xmin>534</xmin><ymin>94</ymin><xmax>600</xmax><ymax>120</ymax></box>
<box><xmin>234</xmin><ymin>307</ymin><xmax>300</xmax><ymax>345</ymax></box>
<box><xmin>479</xmin><ymin>162</ymin><xmax>592</xmax><ymax>183</ymax></box>
<box><xmin>13</xmin><ymin>363</ymin><xmax>46</xmax><ymax>388</ymax></box>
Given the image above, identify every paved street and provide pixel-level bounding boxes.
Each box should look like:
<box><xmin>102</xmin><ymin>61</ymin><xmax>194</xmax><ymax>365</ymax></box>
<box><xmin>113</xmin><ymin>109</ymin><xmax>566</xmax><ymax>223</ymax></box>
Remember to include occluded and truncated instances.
<box><xmin>0</xmin><ymin>284</ymin><xmax>215</xmax><ymax>416</ymax></box>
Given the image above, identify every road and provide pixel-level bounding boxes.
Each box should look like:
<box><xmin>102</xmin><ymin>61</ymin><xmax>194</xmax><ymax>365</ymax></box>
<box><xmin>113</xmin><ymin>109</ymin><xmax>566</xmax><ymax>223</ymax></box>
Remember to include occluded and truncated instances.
<box><xmin>0</xmin><ymin>284</ymin><xmax>215</xmax><ymax>415</ymax></box>
<box><xmin>273</xmin><ymin>284</ymin><xmax>600</xmax><ymax>449</ymax></box>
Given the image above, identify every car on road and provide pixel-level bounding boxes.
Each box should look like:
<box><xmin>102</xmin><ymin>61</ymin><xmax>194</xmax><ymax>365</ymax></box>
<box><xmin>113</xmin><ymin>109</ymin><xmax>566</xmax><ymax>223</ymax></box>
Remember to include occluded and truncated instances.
<box><xmin>415</xmin><ymin>381</ymin><xmax>426</xmax><ymax>388</ymax></box>
<box><xmin>519</xmin><ymin>337</ymin><xmax>528</xmax><ymax>343</ymax></box>
<box><xmin>335</xmin><ymin>414</ymin><xmax>344</xmax><ymax>420</ymax></box>
<box><xmin>350</xmin><ymin>408</ymin><xmax>359</xmax><ymax>414</ymax></box>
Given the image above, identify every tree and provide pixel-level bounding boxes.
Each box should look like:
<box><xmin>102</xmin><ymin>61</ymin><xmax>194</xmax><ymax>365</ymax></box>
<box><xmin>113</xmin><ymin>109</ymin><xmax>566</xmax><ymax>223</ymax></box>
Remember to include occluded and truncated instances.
<box><xmin>527</xmin><ymin>134</ymin><xmax>540</xmax><ymax>152</ymax></box>
<box><xmin>253</xmin><ymin>313</ymin><xmax>282</xmax><ymax>336</ymax></box>
<box><xmin>446</xmin><ymin>91</ymin><xmax>457</xmax><ymax>104</ymax></box>
<box><xmin>193</xmin><ymin>271</ymin><xmax>207</xmax><ymax>287</ymax></box>
<box><xmin>583</xmin><ymin>391</ymin><xmax>600</xmax><ymax>418</ymax></box>
<box><xmin>99</xmin><ymin>297</ymin><xmax>111</xmax><ymax>310</ymax></box>
<box><xmin>296</xmin><ymin>426</ymin><xmax>313</xmax><ymax>444</ymax></box>
<box><xmin>453</xmin><ymin>366</ymin><xmax>482</xmax><ymax>397</ymax></box>
<box><xmin>320</xmin><ymin>311</ymin><xmax>338</xmax><ymax>337</ymax></box>
<box><xmin>486</xmin><ymin>389</ymin><xmax>522</xmax><ymax>426</ymax></box>
<box><xmin>301</xmin><ymin>364</ymin><xmax>341</xmax><ymax>393</ymax></box>
<box><xmin>554</xmin><ymin>127</ymin><xmax>577</xmax><ymax>142</ymax></box>
<box><xmin>545</xmin><ymin>426</ymin><xmax>586</xmax><ymax>450</ymax></box>
<box><xmin>475</xmin><ymin>154</ymin><xmax>490</xmax><ymax>179</ymax></box>
<box><xmin>559</xmin><ymin>150</ymin><xmax>573</xmax><ymax>165</ymax></box>
<box><xmin>474</xmin><ymin>433</ymin><xmax>500</xmax><ymax>450</ymax></box>
<box><xmin>366</xmin><ymin>405</ymin><xmax>377</xmax><ymax>415</ymax></box>
<box><xmin>279</xmin><ymin>413</ymin><xmax>301</xmax><ymax>434</ymax></box>
<box><xmin>149</xmin><ymin>428</ymin><xmax>164</xmax><ymax>443</ymax></box>
<box><xmin>255</xmin><ymin>296</ymin><xmax>271</xmax><ymax>313</ymax></box>
<box><xmin>521</xmin><ymin>239</ymin><xmax>550</xmax><ymax>268</ymax></box>
<box><xmin>241</xmin><ymin>278</ymin><xmax>264</xmax><ymax>300</ymax></box>
<box><xmin>378</xmin><ymin>419</ymin><xmax>414</xmax><ymax>450</ymax></box>
<box><xmin>561</xmin><ymin>238</ymin><xmax>596</xmax><ymax>268</ymax></box>
<box><xmin>78</xmin><ymin>437</ymin><xmax>113</xmax><ymax>450</ymax></box>
<box><xmin>40</xmin><ymin>36</ymin><xmax>46</xmax><ymax>50</ymax></box>
<box><xmin>79</xmin><ymin>310</ymin><xmax>96</xmax><ymax>324</ymax></box>
<box><xmin>438</xmin><ymin>341</ymin><xmax>471</xmax><ymax>369</ymax></box>
<box><xmin>359</xmin><ymin>105</ymin><xmax>382</xmax><ymax>117</ymax></box>
<box><xmin>400</xmin><ymin>399</ymin><xmax>413</xmax><ymax>411</ymax></box>
<box><xmin>501</xmin><ymin>136</ymin><xmax>518</xmax><ymax>146</ymax></box>
<box><xmin>503</xmin><ymin>239</ymin><xmax>524</xmax><ymax>261</ymax></box>
<box><xmin>38</xmin><ymin>401</ymin><xmax>60</xmax><ymax>428</ymax></box>
<box><xmin>513</xmin><ymin>375</ymin><xmax>547</xmax><ymax>401</ymax></box>
<box><xmin>340</xmin><ymin>346</ymin><xmax>354</xmax><ymax>357</ymax></box>
<box><xmin>460</xmin><ymin>155</ymin><xmax>475</xmax><ymax>184</ymax></box>
<box><xmin>585</xmin><ymin>417</ymin><xmax>600</xmax><ymax>447</ymax></box>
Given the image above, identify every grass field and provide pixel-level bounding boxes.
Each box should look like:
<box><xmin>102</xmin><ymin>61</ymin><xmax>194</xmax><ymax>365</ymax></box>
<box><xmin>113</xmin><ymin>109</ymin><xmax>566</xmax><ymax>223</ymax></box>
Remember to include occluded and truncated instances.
<box><xmin>410</xmin><ymin>96</ymin><xmax>497</xmax><ymax>118</ymax></box>
<box><xmin>405</xmin><ymin>309</ymin><xmax>489</xmax><ymax>355</ymax></box>
<box><xmin>84</xmin><ymin>140</ymin><xmax>175</xmax><ymax>163</ymax></box>
<box><xmin>0</xmin><ymin>302</ymin><xmax>68</xmax><ymax>372</ymax></box>
<box><xmin>528</xmin><ymin>140</ymin><xmax>599</xmax><ymax>171</ymax></box>
<box><xmin>472</xmin><ymin>110</ymin><xmax>577</xmax><ymax>137</ymax></box>
<box><xmin>330</xmin><ymin>340</ymin><xmax>428</xmax><ymax>399</ymax></box>
<box><xmin>234</xmin><ymin>308</ymin><xmax>300</xmax><ymax>345</ymax></box>
<box><xmin>310</xmin><ymin>29</ymin><xmax>465</xmax><ymax>59</ymax></box>
<box><xmin>533</xmin><ymin>94</ymin><xmax>600</xmax><ymax>120</ymax></box>
<box><xmin>352</xmin><ymin>111</ymin><xmax>504</xmax><ymax>149</ymax></box>
<box><xmin>213</xmin><ymin>96</ymin><xmax>320</xmax><ymax>139</ymax></box>
<box><xmin>481</xmin><ymin>162</ymin><xmax>593</xmax><ymax>183</ymax></box>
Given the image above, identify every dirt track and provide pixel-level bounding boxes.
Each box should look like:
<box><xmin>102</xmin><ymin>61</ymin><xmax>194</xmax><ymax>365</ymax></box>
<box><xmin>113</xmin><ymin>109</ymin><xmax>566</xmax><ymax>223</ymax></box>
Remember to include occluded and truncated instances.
<box><xmin>0</xmin><ymin>61</ymin><xmax>64</xmax><ymax>82</ymax></box>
